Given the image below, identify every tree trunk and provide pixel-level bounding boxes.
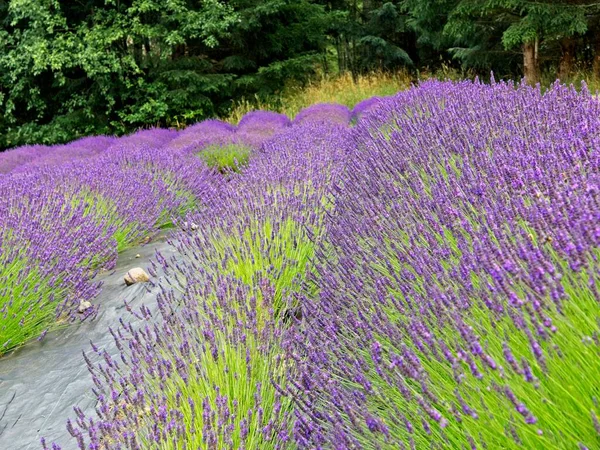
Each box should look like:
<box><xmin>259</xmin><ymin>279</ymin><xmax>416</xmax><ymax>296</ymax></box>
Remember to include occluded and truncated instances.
<box><xmin>558</xmin><ymin>37</ymin><xmax>576</xmax><ymax>81</ymax></box>
<box><xmin>593</xmin><ymin>35</ymin><xmax>600</xmax><ymax>80</ymax></box>
<box><xmin>348</xmin><ymin>36</ymin><xmax>359</xmax><ymax>84</ymax></box>
<box><xmin>523</xmin><ymin>41</ymin><xmax>540</xmax><ymax>86</ymax></box>
<box><xmin>336</xmin><ymin>37</ymin><xmax>344</xmax><ymax>75</ymax></box>
<box><xmin>173</xmin><ymin>44</ymin><xmax>186</xmax><ymax>59</ymax></box>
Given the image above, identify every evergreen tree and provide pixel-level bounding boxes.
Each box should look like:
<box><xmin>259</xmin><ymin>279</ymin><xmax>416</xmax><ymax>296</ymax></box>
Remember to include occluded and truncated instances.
<box><xmin>318</xmin><ymin>0</ymin><xmax>415</xmax><ymax>81</ymax></box>
<box><xmin>444</xmin><ymin>0</ymin><xmax>588</xmax><ymax>84</ymax></box>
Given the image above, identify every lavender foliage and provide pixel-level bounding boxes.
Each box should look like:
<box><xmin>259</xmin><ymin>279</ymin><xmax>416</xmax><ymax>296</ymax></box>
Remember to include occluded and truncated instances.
<box><xmin>3</xmin><ymin>82</ymin><xmax>599</xmax><ymax>450</ymax></box>
<box><xmin>294</xmin><ymin>103</ymin><xmax>351</xmax><ymax>125</ymax></box>
<box><xmin>287</xmin><ymin>80</ymin><xmax>600</xmax><ymax>448</ymax></box>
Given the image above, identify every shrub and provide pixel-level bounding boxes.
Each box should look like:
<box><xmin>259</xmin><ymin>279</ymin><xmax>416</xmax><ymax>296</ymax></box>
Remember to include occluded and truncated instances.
<box><xmin>287</xmin><ymin>80</ymin><xmax>600</xmax><ymax>449</ymax></box>
<box><xmin>198</xmin><ymin>143</ymin><xmax>253</xmax><ymax>173</ymax></box>
<box><xmin>58</xmin><ymin>120</ymin><xmax>353</xmax><ymax>449</ymax></box>
<box><xmin>293</xmin><ymin>103</ymin><xmax>351</xmax><ymax>125</ymax></box>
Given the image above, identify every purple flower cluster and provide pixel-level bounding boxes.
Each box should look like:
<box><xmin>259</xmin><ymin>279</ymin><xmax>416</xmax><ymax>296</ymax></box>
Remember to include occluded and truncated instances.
<box><xmin>236</xmin><ymin>111</ymin><xmax>291</xmax><ymax>149</ymax></box>
<box><xmin>56</xmin><ymin>119</ymin><xmax>353</xmax><ymax>449</ymax></box>
<box><xmin>350</xmin><ymin>95</ymin><xmax>385</xmax><ymax>122</ymax></box>
<box><xmin>0</xmin><ymin>170</ymin><xmax>116</xmax><ymax>353</ymax></box>
<box><xmin>0</xmin><ymin>129</ymin><xmax>177</xmax><ymax>176</ymax></box>
<box><xmin>294</xmin><ymin>103</ymin><xmax>352</xmax><ymax>125</ymax></box>
<box><xmin>168</xmin><ymin>113</ymin><xmax>290</xmax><ymax>156</ymax></box>
<box><xmin>286</xmin><ymin>80</ymin><xmax>600</xmax><ymax>448</ymax></box>
<box><xmin>167</xmin><ymin>120</ymin><xmax>236</xmax><ymax>153</ymax></box>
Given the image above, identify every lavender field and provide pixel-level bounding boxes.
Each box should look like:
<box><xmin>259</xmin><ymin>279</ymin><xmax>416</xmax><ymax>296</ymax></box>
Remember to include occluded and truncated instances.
<box><xmin>1</xmin><ymin>79</ymin><xmax>600</xmax><ymax>449</ymax></box>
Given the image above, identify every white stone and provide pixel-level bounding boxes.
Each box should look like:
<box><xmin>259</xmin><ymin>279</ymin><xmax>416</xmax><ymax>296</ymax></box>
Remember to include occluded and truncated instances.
<box><xmin>78</xmin><ymin>300</ymin><xmax>92</xmax><ymax>313</ymax></box>
<box><xmin>124</xmin><ymin>267</ymin><xmax>150</xmax><ymax>286</ymax></box>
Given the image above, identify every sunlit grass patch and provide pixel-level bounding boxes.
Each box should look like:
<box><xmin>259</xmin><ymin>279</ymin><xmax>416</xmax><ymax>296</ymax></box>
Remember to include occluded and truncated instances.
<box><xmin>0</xmin><ymin>252</ymin><xmax>59</xmax><ymax>356</ymax></box>
<box><xmin>197</xmin><ymin>143</ymin><xmax>252</xmax><ymax>173</ymax></box>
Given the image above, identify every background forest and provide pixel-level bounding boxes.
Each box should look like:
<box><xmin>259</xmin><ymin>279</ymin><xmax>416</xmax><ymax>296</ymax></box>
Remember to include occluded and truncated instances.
<box><xmin>1</xmin><ymin>0</ymin><xmax>600</xmax><ymax>149</ymax></box>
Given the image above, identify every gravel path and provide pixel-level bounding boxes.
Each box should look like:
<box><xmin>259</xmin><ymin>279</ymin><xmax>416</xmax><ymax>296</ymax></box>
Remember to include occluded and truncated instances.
<box><xmin>0</xmin><ymin>235</ymin><xmax>176</xmax><ymax>450</ymax></box>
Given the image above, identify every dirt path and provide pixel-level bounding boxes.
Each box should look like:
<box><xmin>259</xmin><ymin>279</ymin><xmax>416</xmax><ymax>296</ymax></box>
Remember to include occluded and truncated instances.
<box><xmin>0</xmin><ymin>235</ymin><xmax>176</xmax><ymax>450</ymax></box>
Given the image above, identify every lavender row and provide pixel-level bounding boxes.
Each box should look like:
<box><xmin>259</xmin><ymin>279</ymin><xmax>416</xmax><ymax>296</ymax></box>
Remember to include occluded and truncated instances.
<box><xmin>55</xmin><ymin>120</ymin><xmax>353</xmax><ymax>449</ymax></box>
<box><xmin>0</xmin><ymin>106</ymin><xmax>306</xmax><ymax>354</ymax></box>
<box><xmin>1</xmin><ymin>101</ymin><xmax>364</xmax><ymax>176</ymax></box>
<box><xmin>287</xmin><ymin>80</ymin><xmax>600</xmax><ymax>448</ymax></box>
<box><xmin>0</xmin><ymin>131</ymin><xmax>226</xmax><ymax>354</ymax></box>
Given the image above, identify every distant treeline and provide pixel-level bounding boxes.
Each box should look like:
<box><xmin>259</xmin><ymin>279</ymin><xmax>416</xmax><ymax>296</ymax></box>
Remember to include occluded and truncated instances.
<box><xmin>1</xmin><ymin>0</ymin><xmax>599</xmax><ymax>149</ymax></box>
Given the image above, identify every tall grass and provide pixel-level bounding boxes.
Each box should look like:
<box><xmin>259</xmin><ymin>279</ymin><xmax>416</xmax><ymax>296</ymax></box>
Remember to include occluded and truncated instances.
<box><xmin>226</xmin><ymin>71</ymin><xmax>412</xmax><ymax>124</ymax></box>
<box><xmin>226</xmin><ymin>67</ymin><xmax>600</xmax><ymax>128</ymax></box>
<box><xmin>197</xmin><ymin>143</ymin><xmax>253</xmax><ymax>173</ymax></box>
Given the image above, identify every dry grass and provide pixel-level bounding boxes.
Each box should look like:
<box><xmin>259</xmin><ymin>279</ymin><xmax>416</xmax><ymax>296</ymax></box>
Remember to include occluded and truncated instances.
<box><xmin>225</xmin><ymin>71</ymin><xmax>413</xmax><ymax>124</ymax></box>
<box><xmin>225</xmin><ymin>66</ymin><xmax>600</xmax><ymax>126</ymax></box>
<box><xmin>541</xmin><ymin>68</ymin><xmax>600</xmax><ymax>94</ymax></box>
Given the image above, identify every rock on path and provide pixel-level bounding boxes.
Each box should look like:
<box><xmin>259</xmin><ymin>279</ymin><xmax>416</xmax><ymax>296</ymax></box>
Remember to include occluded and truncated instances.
<box><xmin>124</xmin><ymin>267</ymin><xmax>151</xmax><ymax>286</ymax></box>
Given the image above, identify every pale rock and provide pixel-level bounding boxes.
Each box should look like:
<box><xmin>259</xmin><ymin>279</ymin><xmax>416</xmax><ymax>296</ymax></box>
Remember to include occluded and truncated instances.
<box><xmin>124</xmin><ymin>267</ymin><xmax>150</xmax><ymax>286</ymax></box>
<box><xmin>182</xmin><ymin>221</ymin><xmax>198</xmax><ymax>231</ymax></box>
<box><xmin>78</xmin><ymin>300</ymin><xmax>92</xmax><ymax>313</ymax></box>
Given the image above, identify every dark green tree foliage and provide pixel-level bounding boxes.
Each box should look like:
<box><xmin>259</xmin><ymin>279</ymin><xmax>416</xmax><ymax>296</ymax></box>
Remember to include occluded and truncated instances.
<box><xmin>402</xmin><ymin>0</ymin><xmax>458</xmax><ymax>67</ymax></box>
<box><xmin>442</xmin><ymin>0</ymin><xmax>590</xmax><ymax>83</ymax></box>
<box><xmin>360</xmin><ymin>2</ymin><xmax>414</xmax><ymax>69</ymax></box>
<box><xmin>3</xmin><ymin>0</ymin><xmax>600</xmax><ymax>148</ymax></box>
<box><xmin>0</xmin><ymin>0</ymin><xmax>329</xmax><ymax>148</ymax></box>
<box><xmin>317</xmin><ymin>0</ymin><xmax>416</xmax><ymax>80</ymax></box>
<box><xmin>228</xmin><ymin>0</ymin><xmax>330</xmax><ymax>95</ymax></box>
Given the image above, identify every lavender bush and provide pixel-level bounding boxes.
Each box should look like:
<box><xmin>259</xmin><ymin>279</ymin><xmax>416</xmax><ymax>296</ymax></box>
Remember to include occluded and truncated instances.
<box><xmin>9</xmin><ymin>136</ymin><xmax>117</xmax><ymax>174</ymax></box>
<box><xmin>293</xmin><ymin>103</ymin><xmax>351</xmax><ymax>125</ymax></box>
<box><xmin>350</xmin><ymin>95</ymin><xmax>383</xmax><ymax>122</ymax></box>
<box><xmin>287</xmin><ymin>80</ymin><xmax>600</xmax><ymax>449</ymax></box>
<box><xmin>57</xmin><ymin>120</ymin><xmax>352</xmax><ymax>449</ymax></box>
<box><xmin>0</xmin><ymin>171</ymin><xmax>116</xmax><ymax>355</ymax></box>
<box><xmin>235</xmin><ymin>111</ymin><xmax>291</xmax><ymax>149</ymax></box>
<box><xmin>166</xmin><ymin>120</ymin><xmax>235</xmax><ymax>154</ymax></box>
<box><xmin>191</xmin><ymin>112</ymin><xmax>291</xmax><ymax>172</ymax></box>
<box><xmin>3</xmin><ymin>82</ymin><xmax>599</xmax><ymax>450</ymax></box>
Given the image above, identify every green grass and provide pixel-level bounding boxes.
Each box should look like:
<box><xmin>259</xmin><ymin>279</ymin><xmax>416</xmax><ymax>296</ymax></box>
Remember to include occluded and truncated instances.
<box><xmin>198</xmin><ymin>144</ymin><xmax>252</xmax><ymax>173</ymax></box>
<box><xmin>0</xmin><ymin>251</ymin><xmax>60</xmax><ymax>356</ymax></box>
